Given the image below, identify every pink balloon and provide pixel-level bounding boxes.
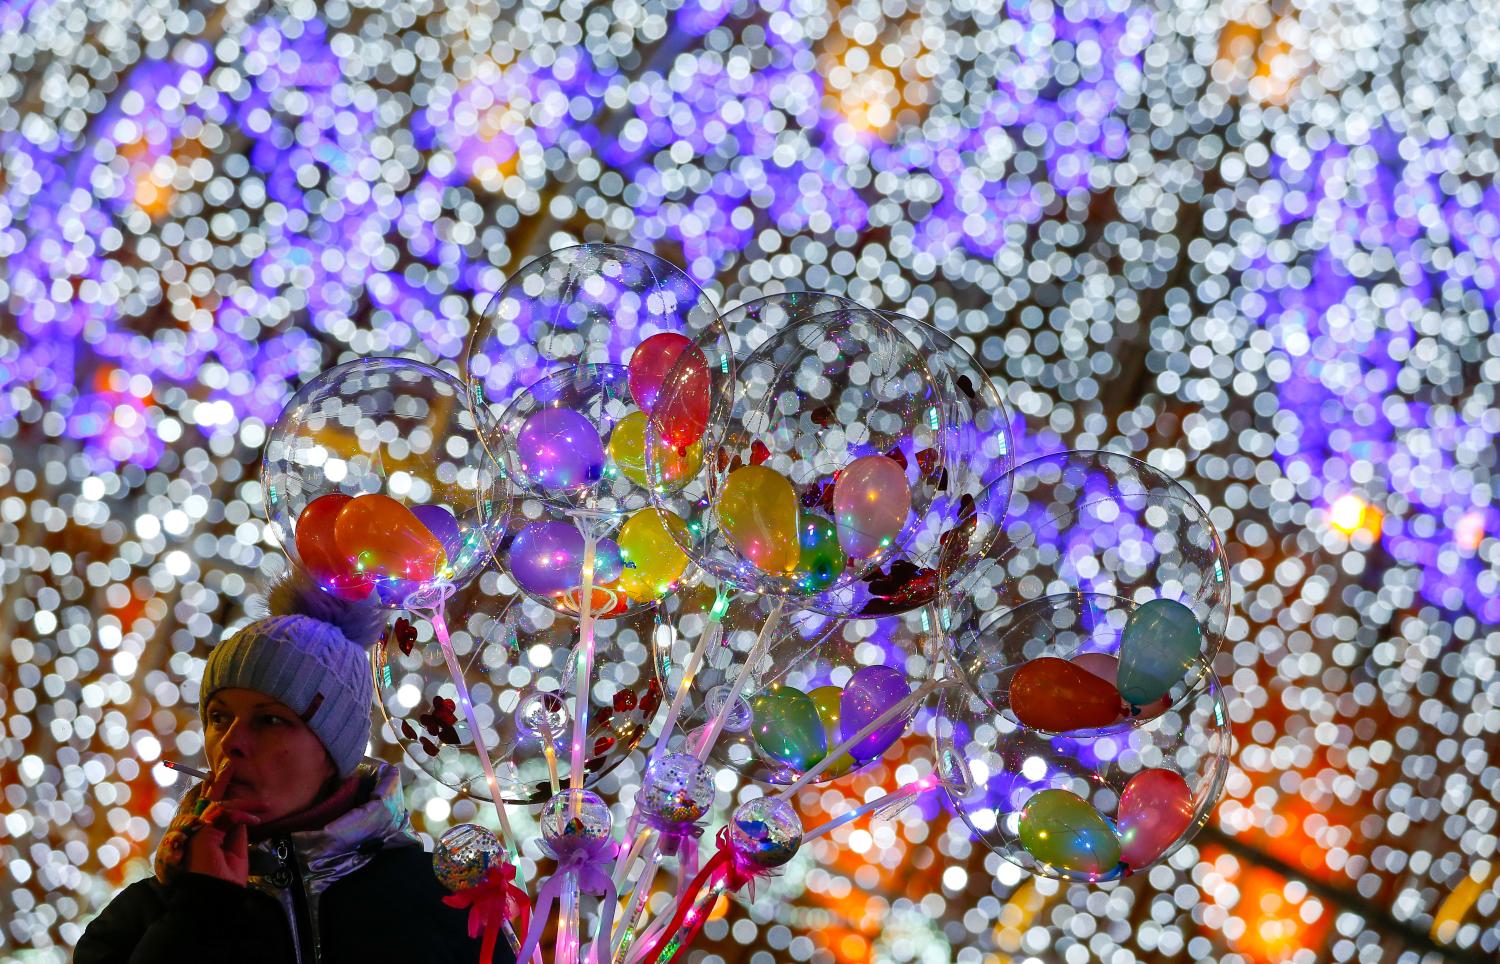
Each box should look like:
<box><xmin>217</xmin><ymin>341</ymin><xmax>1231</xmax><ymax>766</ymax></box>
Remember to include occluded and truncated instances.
<box><xmin>1117</xmin><ymin>768</ymin><xmax>1194</xmax><ymax>869</ymax></box>
<box><xmin>1071</xmin><ymin>652</ymin><xmax>1168</xmax><ymax>721</ymax></box>
<box><xmin>832</xmin><ymin>454</ymin><xmax>911</xmax><ymax>558</ymax></box>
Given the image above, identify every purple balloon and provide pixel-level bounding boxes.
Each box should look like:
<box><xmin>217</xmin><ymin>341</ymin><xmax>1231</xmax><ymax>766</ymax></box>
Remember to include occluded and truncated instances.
<box><xmin>507</xmin><ymin>522</ymin><xmax>623</xmax><ymax>598</ymax></box>
<box><xmin>839</xmin><ymin>665</ymin><xmax>912</xmax><ymax>762</ymax></box>
<box><xmin>411</xmin><ymin>504</ymin><xmax>464</xmax><ymax>558</ymax></box>
<box><xmin>515</xmin><ymin>408</ymin><xmax>605</xmax><ymax>493</ymax></box>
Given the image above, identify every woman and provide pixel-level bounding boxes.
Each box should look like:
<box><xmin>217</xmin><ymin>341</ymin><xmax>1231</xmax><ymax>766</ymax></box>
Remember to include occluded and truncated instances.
<box><xmin>76</xmin><ymin>575</ymin><xmax>516</xmax><ymax>964</ymax></box>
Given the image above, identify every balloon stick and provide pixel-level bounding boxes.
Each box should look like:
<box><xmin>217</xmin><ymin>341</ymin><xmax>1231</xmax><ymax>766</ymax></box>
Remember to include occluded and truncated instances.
<box><xmin>695</xmin><ymin>600</ymin><xmax>784</xmax><ymax>760</ymax></box>
<box><xmin>799</xmin><ymin>775</ymin><xmax>940</xmax><ymax>843</ymax></box>
<box><xmin>569</xmin><ymin>527</ymin><xmax>600</xmax><ymax>789</ymax></box>
<box><xmin>425</xmin><ymin>594</ymin><xmax>517</xmax><ymax>852</ymax></box>
<box><xmin>423</xmin><ymin>594</ymin><xmax>526</xmax><ymax>958</ymax></box>
<box><xmin>611</xmin><ymin>592</ymin><xmax>728</xmax><ymax>882</ymax></box>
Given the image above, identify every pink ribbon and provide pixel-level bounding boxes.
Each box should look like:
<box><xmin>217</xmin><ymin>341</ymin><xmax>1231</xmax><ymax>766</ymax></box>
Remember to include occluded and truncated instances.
<box><xmin>514</xmin><ymin>836</ymin><xmax>618</xmax><ymax>964</ymax></box>
<box><xmin>442</xmin><ymin>863</ymin><xmax>531</xmax><ymax>964</ymax></box>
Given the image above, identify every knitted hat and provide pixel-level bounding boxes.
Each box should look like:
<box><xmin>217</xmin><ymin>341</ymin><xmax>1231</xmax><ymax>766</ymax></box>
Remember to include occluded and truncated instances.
<box><xmin>201</xmin><ymin>572</ymin><xmax>388</xmax><ymax>777</ymax></box>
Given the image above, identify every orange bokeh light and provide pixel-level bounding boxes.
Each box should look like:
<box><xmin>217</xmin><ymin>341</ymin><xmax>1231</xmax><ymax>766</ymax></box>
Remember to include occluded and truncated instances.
<box><xmin>1231</xmin><ymin>866</ymin><xmax>1329</xmax><ymax>963</ymax></box>
<box><xmin>1329</xmin><ymin>493</ymin><xmax>1382</xmax><ymax>539</ymax></box>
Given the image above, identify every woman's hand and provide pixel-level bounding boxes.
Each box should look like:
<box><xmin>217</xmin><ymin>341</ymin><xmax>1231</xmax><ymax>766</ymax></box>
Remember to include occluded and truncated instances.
<box><xmin>183</xmin><ymin>760</ymin><xmax>260</xmax><ymax>886</ymax></box>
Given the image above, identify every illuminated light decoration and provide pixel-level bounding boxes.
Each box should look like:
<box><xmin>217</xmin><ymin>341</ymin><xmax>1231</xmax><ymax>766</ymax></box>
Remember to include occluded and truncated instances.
<box><xmin>1328</xmin><ymin>493</ymin><xmax>1378</xmax><ymax>539</ymax></box>
<box><xmin>0</xmin><ymin>0</ymin><xmax>1496</xmax><ymax>960</ymax></box>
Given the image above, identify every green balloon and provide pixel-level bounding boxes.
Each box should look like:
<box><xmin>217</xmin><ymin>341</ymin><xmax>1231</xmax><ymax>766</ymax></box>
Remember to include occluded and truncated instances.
<box><xmin>750</xmin><ymin>685</ymin><xmax>828</xmax><ymax>771</ymax></box>
<box><xmin>1117</xmin><ymin>598</ymin><xmax>1203</xmax><ymax>706</ymax></box>
<box><xmin>795</xmin><ymin>514</ymin><xmax>845</xmax><ymax>593</ymax></box>
<box><xmin>1018</xmin><ymin>789</ymin><xmax>1122</xmax><ymax>877</ymax></box>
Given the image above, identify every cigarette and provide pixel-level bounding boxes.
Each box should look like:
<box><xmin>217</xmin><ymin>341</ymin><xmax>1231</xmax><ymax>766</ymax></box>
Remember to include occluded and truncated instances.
<box><xmin>160</xmin><ymin>759</ymin><xmax>211</xmax><ymax>780</ymax></box>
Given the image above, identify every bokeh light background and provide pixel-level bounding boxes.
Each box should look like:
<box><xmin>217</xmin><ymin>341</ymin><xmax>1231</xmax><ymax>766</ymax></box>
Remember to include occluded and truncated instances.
<box><xmin>2</xmin><ymin>0</ymin><xmax>1498</xmax><ymax>961</ymax></box>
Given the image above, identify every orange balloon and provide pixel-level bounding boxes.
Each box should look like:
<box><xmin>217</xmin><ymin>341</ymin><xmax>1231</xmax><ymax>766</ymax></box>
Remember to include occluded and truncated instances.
<box><xmin>334</xmin><ymin>493</ymin><xmax>447</xmax><ymax>584</ymax></box>
<box><xmin>1008</xmin><ymin>656</ymin><xmax>1122</xmax><ymax>732</ymax></box>
<box><xmin>295</xmin><ymin>493</ymin><xmax>374</xmax><ymax>600</ymax></box>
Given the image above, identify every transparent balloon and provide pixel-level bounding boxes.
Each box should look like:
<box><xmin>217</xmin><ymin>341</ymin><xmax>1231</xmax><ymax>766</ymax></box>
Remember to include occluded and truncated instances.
<box><xmin>540</xmin><ymin>788</ymin><xmax>614</xmax><ymax>854</ymax></box>
<box><xmin>728</xmin><ymin>796</ymin><xmax>803</xmax><ymax>869</ymax></box>
<box><xmin>649</xmin><ymin>306</ymin><xmax>947</xmax><ymax>612</ymax></box>
<box><xmin>844</xmin><ymin>313</ymin><xmax>1016</xmax><ymax>616</ymax></box>
<box><xmin>374</xmin><ymin>586</ymin><xmax>664</xmax><ymax>804</ymax></box>
<box><xmin>262</xmin><ymin>357</ymin><xmax>508</xmax><ymax>610</ymax></box>
<box><xmin>948</xmin><ymin>450</ymin><xmax>1229</xmax><ymax>705</ymax></box>
<box><xmin>933</xmin><ymin>664</ymin><xmax>1230</xmax><ymax>881</ymax></box>
<box><xmin>465</xmin><ymin>243</ymin><xmax>728</xmax><ymax>418</ymax></box>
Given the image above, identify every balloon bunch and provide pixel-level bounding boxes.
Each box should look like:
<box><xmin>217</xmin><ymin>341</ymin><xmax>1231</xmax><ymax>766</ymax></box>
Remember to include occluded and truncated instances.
<box><xmin>260</xmin><ymin>244</ymin><xmax>1237</xmax><ymax>964</ymax></box>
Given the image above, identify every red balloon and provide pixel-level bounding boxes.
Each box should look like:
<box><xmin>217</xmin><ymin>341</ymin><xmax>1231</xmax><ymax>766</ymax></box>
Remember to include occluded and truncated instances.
<box><xmin>1008</xmin><ymin>656</ymin><xmax>1123</xmax><ymax>732</ymax></box>
<box><xmin>334</xmin><ymin>493</ymin><xmax>447</xmax><ymax>584</ymax></box>
<box><xmin>629</xmin><ymin>332</ymin><xmax>710</xmax><ymax>449</ymax></box>
<box><xmin>1118</xmin><ymin>768</ymin><xmax>1194</xmax><ymax>868</ymax></box>
<box><xmin>295</xmin><ymin>493</ymin><xmax>374</xmax><ymax>600</ymax></box>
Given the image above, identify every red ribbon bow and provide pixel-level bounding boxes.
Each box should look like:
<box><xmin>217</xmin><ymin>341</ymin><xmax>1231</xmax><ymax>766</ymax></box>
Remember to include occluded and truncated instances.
<box><xmin>637</xmin><ymin>827</ymin><xmax>773</xmax><ymax>964</ymax></box>
<box><xmin>442</xmin><ymin>863</ymin><xmax>531</xmax><ymax>964</ymax></box>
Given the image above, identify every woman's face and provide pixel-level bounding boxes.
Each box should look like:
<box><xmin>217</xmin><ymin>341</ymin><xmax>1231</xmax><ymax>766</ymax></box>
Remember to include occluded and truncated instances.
<box><xmin>203</xmin><ymin>688</ymin><xmax>337</xmax><ymax>822</ymax></box>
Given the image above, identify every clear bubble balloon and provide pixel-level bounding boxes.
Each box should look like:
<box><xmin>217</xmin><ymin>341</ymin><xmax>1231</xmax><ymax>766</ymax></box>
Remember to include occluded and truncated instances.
<box><xmin>948</xmin><ymin>450</ymin><xmax>1229</xmax><ymax>705</ymax></box>
<box><xmin>374</xmin><ymin>587</ymin><xmax>663</xmax><ymax>804</ymax></box>
<box><xmin>842</xmin><ymin>314</ymin><xmax>1016</xmax><ymax>617</ymax></box>
<box><xmin>933</xmin><ymin>662</ymin><xmax>1230</xmax><ymax>881</ymax></box>
<box><xmin>650</xmin><ymin>305</ymin><xmax>947</xmax><ymax>612</ymax></box>
<box><xmin>465</xmin><ymin>243</ymin><xmax>727</xmax><ymax>415</ymax></box>
<box><xmin>728</xmin><ymin>796</ymin><xmax>802</xmax><ymax>869</ymax></box>
<box><xmin>540</xmin><ymin>788</ymin><xmax>614</xmax><ymax>854</ymax></box>
<box><xmin>639</xmin><ymin>752</ymin><xmax>716</xmax><ymax>825</ymax></box>
<box><xmin>262</xmin><ymin>357</ymin><xmax>508</xmax><ymax>610</ymax></box>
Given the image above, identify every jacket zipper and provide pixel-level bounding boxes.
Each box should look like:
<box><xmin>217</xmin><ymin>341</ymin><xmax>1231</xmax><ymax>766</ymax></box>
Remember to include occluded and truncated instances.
<box><xmin>274</xmin><ymin>836</ymin><xmax>317</xmax><ymax>963</ymax></box>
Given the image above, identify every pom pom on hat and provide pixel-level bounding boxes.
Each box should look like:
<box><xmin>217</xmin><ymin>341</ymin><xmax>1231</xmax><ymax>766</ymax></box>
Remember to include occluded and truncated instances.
<box><xmin>259</xmin><ymin>570</ymin><xmax>388</xmax><ymax>649</ymax></box>
<box><xmin>201</xmin><ymin>570</ymin><xmax>391</xmax><ymax>777</ymax></box>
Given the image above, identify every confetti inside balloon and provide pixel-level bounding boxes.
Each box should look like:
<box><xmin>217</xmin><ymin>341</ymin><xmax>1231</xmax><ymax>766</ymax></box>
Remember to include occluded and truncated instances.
<box><xmin>539</xmin><ymin>788</ymin><xmax>614</xmax><ymax>851</ymax></box>
<box><xmin>639</xmin><ymin>753</ymin><xmax>716</xmax><ymax>825</ymax></box>
<box><xmin>728</xmin><ymin>796</ymin><xmax>802</xmax><ymax>869</ymax></box>
<box><xmin>433</xmin><ymin>823</ymin><xmax>503</xmax><ymax>892</ymax></box>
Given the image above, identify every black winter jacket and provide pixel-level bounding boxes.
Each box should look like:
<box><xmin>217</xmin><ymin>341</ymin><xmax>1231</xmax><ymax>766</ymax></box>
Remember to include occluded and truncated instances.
<box><xmin>74</xmin><ymin>760</ymin><xmax>515</xmax><ymax>964</ymax></box>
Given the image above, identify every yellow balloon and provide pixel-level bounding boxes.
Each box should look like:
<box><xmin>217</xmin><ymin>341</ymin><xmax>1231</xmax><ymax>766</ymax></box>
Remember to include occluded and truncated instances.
<box><xmin>608</xmin><ymin>411</ymin><xmax>702</xmax><ymax>489</ymax></box>
<box><xmin>809</xmin><ymin>686</ymin><xmax>856</xmax><ymax>779</ymax></box>
<box><xmin>717</xmin><ymin>464</ymin><xmax>800</xmax><ymax>574</ymax></box>
<box><xmin>617</xmin><ymin>508</ymin><xmax>691</xmax><ymax>602</ymax></box>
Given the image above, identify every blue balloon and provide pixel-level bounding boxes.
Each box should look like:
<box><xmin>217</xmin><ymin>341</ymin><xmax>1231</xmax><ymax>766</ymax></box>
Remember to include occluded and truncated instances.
<box><xmin>1117</xmin><ymin>598</ymin><xmax>1202</xmax><ymax>706</ymax></box>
